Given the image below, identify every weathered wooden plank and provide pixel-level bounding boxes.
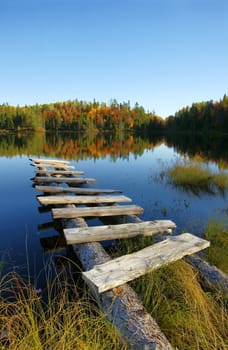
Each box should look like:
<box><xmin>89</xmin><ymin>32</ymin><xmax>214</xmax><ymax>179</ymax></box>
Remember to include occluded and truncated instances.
<box><xmin>64</xmin><ymin>214</ymin><xmax>173</xmax><ymax>349</ymax></box>
<box><xmin>35</xmin><ymin>185</ymin><xmax>122</xmax><ymax>194</ymax></box>
<box><xmin>35</xmin><ymin>170</ymin><xmax>173</xmax><ymax>349</ymax></box>
<box><xmin>30</xmin><ymin>158</ymin><xmax>70</xmax><ymax>164</ymax></box>
<box><xmin>34</xmin><ymin>176</ymin><xmax>96</xmax><ymax>184</ymax></box>
<box><xmin>64</xmin><ymin>220</ymin><xmax>176</xmax><ymax>244</ymax></box>
<box><xmin>52</xmin><ymin>205</ymin><xmax>144</xmax><ymax>219</ymax></box>
<box><xmin>35</xmin><ymin>170</ymin><xmax>84</xmax><ymax>176</ymax></box>
<box><xmin>37</xmin><ymin>194</ymin><xmax>132</xmax><ymax>205</ymax></box>
<box><xmin>83</xmin><ymin>233</ymin><xmax>210</xmax><ymax>293</ymax></box>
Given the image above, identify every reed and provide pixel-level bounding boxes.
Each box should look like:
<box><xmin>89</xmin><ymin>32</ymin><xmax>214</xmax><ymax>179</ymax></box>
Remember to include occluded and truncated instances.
<box><xmin>0</xmin><ymin>266</ymin><xmax>127</xmax><ymax>350</ymax></box>
<box><xmin>132</xmin><ymin>260</ymin><xmax>228</xmax><ymax>350</ymax></box>
<box><xmin>1</xmin><ymin>233</ymin><xmax>227</xmax><ymax>350</ymax></box>
<box><xmin>167</xmin><ymin>161</ymin><xmax>228</xmax><ymax>195</ymax></box>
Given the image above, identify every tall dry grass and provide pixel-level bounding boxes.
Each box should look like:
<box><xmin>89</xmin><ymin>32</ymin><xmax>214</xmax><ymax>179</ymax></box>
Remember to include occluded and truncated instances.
<box><xmin>114</xmin><ymin>234</ymin><xmax>228</xmax><ymax>350</ymax></box>
<box><xmin>204</xmin><ymin>220</ymin><xmax>228</xmax><ymax>274</ymax></box>
<box><xmin>1</xmin><ymin>231</ymin><xmax>228</xmax><ymax>350</ymax></box>
<box><xmin>0</xmin><ymin>264</ymin><xmax>128</xmax><ymax>350</ymax></box>
<box><xmin>132</xmin><ymin>260</ymin><xmax>228</xmax><ymax>350</ymax></box>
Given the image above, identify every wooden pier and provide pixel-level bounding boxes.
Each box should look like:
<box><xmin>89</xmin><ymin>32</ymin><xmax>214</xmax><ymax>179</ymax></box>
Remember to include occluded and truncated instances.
<box><xmin>31</xmin><ymin>157</ymin><xmax>226</xmax><ymax>350</ymax></box>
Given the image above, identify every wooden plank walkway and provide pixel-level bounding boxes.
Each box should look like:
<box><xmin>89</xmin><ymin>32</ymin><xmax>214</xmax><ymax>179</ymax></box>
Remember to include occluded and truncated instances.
<box><xmin>52</xmin><ymin>205</ymin><xmax>144</xmax><ymax>219</ymax></box>
<box><xmin>37</xmin><ymin>194</ymin><xmax>132</xmax><ymax>205</ymax></box>
<box><xmin>64</xmin><ymin>220</ymin><xmax>176</xmax><ymax>244</ymax></box>
<box><xmin>34</xmin><ymin>176</ymin><xmax>96</xmax><ymax>184</ymax></box>
<box><xmin>83</xmin><ymin>233</ymin><xmax>210</xmax><ymax>293</ymax></box>
<box><xmin>30</xmin><ymin>157</ymin><xmax>214</xmax><ymax>349</ymax></box>
<box><xmin>35</xmin><ymin>185</ymin><xmax>122</xmax><ymax>195</ymax></box>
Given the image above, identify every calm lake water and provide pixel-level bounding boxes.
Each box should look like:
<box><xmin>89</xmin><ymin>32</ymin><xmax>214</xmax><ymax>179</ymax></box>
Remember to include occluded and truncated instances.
<box><xmin>0</xmin><ymin>132</ymin><xmax>227</xmax><ymax>287</ymax></box>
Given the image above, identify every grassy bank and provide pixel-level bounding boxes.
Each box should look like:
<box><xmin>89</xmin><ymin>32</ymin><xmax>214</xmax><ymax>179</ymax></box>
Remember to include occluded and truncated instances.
<box><xmin>167</xmin><ymin>161</ymin><xmax>228</xmax><ymax>195</ymax></box>
<box><xmin>0</xmin><ymin>233</ymin><xmax>227</xmax><ymax>349</ymax></box>
<box><xmin>204</xmin><ymin>220</ymin><xmax>228</xmax><ymax>274</ymax></box>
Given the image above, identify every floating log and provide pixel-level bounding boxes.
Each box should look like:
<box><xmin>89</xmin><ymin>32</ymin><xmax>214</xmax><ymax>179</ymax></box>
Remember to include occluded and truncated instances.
<box><xmin>30</xmin><ymin>158</ymin><xmax>70</xmax><ymax>164</ymax></box>
<box><xmin>35</xmin><ymin>185</ymin><xmax>122</xmax><ymax>195</ymax></box>
<box><xmin>35</xmin><ymin>170</ymin><xmax>84</xmax><ymax>176</ymax></box>
<box><xmin>52</xmin><ymin>205</ymin><xmax>144</xmax><ymax>219</ymax></box>
<box><xmin>37</xmin><ymin>194</ymin><xmax>132</xmax><ymax>205</ymax></box>
<box><xmin>34</xmin><ymin>176</ymin><xmax>96</xmax><ymax>184</ymax></box>
<box><xmin>64</xmin><ymin>220</ymin><xmax>176</xmax><ymax>244</ymax></box>
<box><xmin>83</xmin><ymin>233</ymin><xmax>210</xmax><ymax>293</ymax></box>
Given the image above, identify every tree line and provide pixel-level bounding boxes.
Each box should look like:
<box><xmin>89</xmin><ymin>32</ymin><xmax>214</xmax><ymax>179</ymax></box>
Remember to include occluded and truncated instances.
<box><xmin>166</xmin><ymin>94</ymin><xmax>228</xmax><ymax>134</ymax></box>
<box><xmin>0</xmin><ymin>95</ymin><xmax>228</xmax><ymax>134</ymax></box>
<box><xmin>0</xmin><ymin>100</ymin><xmax>163</xmax><ymax>133</ymax></box>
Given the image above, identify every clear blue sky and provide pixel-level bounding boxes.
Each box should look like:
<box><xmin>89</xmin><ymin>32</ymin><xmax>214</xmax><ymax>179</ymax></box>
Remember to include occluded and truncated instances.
<box><xmin>1</xmin><ymin>0</ymin><xmax>227</xmax><ymax>118</ymax></box>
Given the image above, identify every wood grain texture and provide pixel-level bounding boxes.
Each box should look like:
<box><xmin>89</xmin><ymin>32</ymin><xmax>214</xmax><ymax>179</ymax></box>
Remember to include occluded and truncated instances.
<box><xmin>64</xmin><ymin>220</ymin><xmax>176</xmax><ymax>244</ymax></box>
<box><xmin>34</xmin><ymin>176</ymin><xmax>96</xmax><ymax>184</ymax></box>
<box><xmin>37</xmin><ymin>194</ymin><xmax>132</xmax><ymax>205</ymax></box>
<box><xmin>35</xmin><ymin>185</ymin><xmax>122</xmax><ymax>194</ymax></box>
<box><xmin>52</xmin><ymin>205</ymin><xmax>144</xmax><ymax>218</ymax></box>
<box><xmin>83</xmin><ymin>233</ymin><xmax>210</xmax><ymax>293</ymax></box>
<box><xmin>65</xmin><ymin>214</ymin><xmax>173</xmax><ymax>349</ymax></box>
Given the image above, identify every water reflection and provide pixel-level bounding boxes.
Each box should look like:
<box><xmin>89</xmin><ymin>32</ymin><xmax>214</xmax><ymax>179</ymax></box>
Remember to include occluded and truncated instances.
<box><xmin>1</xmin><ymin>132</ymin><xmax>228</xmax><ymax>279</ymax></box>
<box><xmin>1</xmin><ymin>132</ymin><xmax>228</xmax><ymax>169</ymax></box>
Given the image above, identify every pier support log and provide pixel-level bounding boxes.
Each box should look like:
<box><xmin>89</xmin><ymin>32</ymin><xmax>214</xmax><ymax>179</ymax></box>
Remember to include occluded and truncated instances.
<box><xmin>33</xmin><ymin>160</ymin><xmax>172</xmax><ymax>349</ymax></box>
<box><xmin>186</xmin><ymin>254</ymin><xmax>228</xmax><ymax>294</ymax></box>
<box><xmin>64</xmin><ymin>214</ymin><xmax>173</xmax><ymax>350</ymax></box>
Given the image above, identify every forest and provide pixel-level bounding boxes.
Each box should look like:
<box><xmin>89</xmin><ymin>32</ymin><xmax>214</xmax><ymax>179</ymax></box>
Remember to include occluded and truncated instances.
<box><xmin>0</xmin><ymin>95</ymin><xmax>228</xmax><ymax>134</ymax></box>
<box><xmin>166</xmin><ymin>94</ymin><xmax>228</xmax><ymax>134</ymax></box>
<box><xmin>0</xmin><ymin>99</ymin><xmax>163</xmax><ymax>133</ymax></box>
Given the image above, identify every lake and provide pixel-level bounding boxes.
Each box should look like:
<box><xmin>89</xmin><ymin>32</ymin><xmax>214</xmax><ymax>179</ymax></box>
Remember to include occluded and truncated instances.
<box><xmin>0</xmin><ymin>132</ymin><xmax>227</xmax><ymax>288</ymax></box>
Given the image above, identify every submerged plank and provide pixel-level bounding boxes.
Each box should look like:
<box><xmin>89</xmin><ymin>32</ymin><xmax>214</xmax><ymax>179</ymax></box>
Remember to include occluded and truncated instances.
<box><xmin>35</xmin><ymin>185</ymin><xmax>122</xmax><ymax>194</ymax></box>
<box><xmin>34</xmin><ymin>176</ymin><xmax>96</xmax><ymax>184</ymax></box>
<box><xmin>52</xmin><ymin>205</ymin><xmax>144</xmax><ymax>219</ymax></box>
<box><xmin>83</xmin><ymin>233</ymin><xmax>210</xmax><ymax>293</ymax></box>
<box><xmin>37</xmin><ymin>194</ymin><xmax>132</xmax><ymax>205</ymax></box>
<box><xmin>30</xmin><ymin>158</ymin><xmax>70</xmax><ymax>164</ymax></box>
<box><xmin>35</xmin><ymin>170</ymin><xmax>84</xmax><ymax>176</ymax></box>
<box><xmin>64</xmin><ymin>220</ymin><xmax>176</xmax><ymax>244</ymax></box>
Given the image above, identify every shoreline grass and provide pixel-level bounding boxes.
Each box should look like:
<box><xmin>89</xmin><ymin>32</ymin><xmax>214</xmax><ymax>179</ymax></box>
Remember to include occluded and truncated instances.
<box><xmin>1</xmin><ymin>229</ymin><xmax>228</xmax><ymax>350</ymax></box>
<box><xmin>204</xmin><ymin>220</ymin><xmax>228</xmax><ymax>274</ymax></box>
<box><xmin>167</xmin><ymin>161</ymin><xmax>228</xmax><ymax>195</ymax></box>
<box><xmin>0</xmin><ymin>268</ymin><xmax>127</xmax><ymax>350</ymax></box>
<box><xmin>132</xmin><ymin>259</ymin><xmax>227</xmax><ymax>350</ymax></box>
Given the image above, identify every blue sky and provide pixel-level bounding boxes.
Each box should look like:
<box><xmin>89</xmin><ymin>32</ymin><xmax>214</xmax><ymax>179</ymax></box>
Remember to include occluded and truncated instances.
<box><xmin>1</xmin><ymin>0</ymin><xmax>227</xmax><ymax>117</ymax></box>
